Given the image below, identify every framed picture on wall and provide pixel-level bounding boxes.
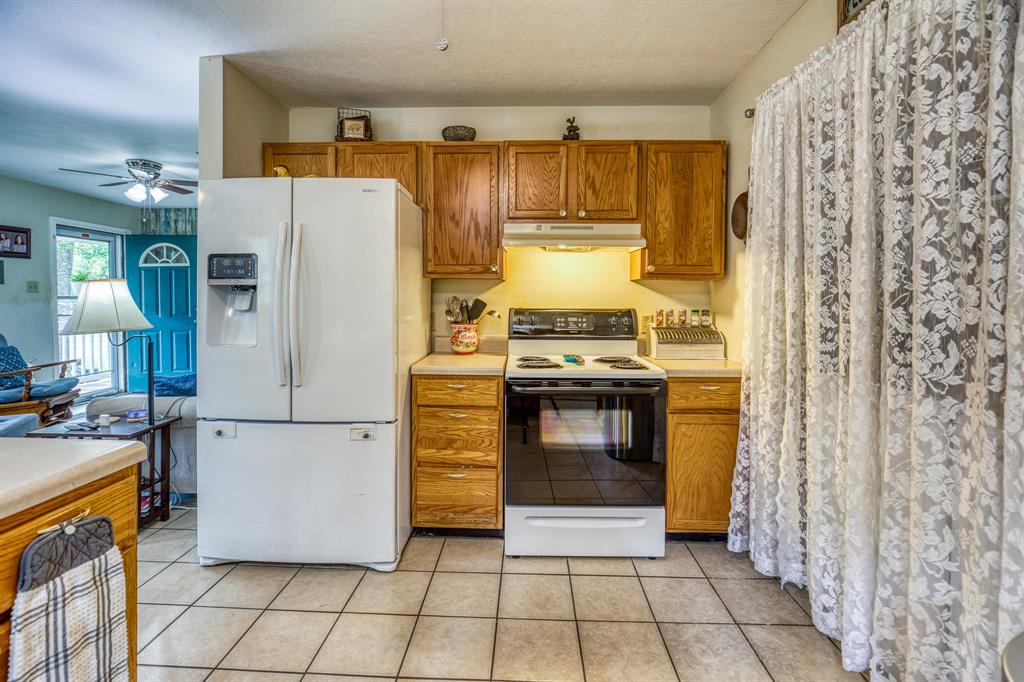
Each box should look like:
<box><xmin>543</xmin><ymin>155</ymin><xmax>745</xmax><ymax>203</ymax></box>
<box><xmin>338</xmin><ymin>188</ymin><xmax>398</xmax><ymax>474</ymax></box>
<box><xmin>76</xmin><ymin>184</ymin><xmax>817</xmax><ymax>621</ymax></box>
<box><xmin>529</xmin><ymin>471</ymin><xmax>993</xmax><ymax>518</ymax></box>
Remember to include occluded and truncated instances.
<box><xmin>838</xmin><ymin>0</ymin><xmax>877</xmax><ymax>27</ymax></box>
<box><xmin>0</xmin><ymin>226</ymin><xmax>31</xmax><ymax>259</ymax></box>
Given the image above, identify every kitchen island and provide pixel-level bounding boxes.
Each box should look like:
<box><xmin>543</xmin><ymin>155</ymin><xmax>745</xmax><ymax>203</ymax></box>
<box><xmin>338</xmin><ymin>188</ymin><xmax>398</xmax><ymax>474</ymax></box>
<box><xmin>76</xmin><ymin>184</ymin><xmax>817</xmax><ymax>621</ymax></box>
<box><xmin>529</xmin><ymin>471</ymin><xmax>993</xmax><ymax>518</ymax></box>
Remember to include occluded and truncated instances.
<box><xmin>0</xmin><ymin>438</ymin><xmax>146</xmax><ymax>678</ymax></box>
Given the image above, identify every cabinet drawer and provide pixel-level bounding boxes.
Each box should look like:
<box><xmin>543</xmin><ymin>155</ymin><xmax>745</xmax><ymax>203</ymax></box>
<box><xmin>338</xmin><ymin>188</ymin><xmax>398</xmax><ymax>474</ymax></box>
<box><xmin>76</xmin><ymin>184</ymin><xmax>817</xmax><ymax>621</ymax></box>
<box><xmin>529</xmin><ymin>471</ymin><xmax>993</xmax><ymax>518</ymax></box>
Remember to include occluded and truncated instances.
<box><xmin>668</xmin><ymin>378</ymin><xmax>741</xmax><ymax>412</ymax></box>
<box><xmin>414</xmin><ymin>467</ymin><xmax>499</xmax><ymax>529</ymax></box>
<box><xmin>416</xmin><ymin>407</ymin><xmax>500</xmax><ymax>467</ymax></box>
<box><xmin>415</xmin><ymin>376</ymin><xmax>500</xmax><ymax>407</ymax></box>
<box><xmin>0</xmin><ymin>469</ymin><xmax>137</xmax><ymax>616</ymax></box>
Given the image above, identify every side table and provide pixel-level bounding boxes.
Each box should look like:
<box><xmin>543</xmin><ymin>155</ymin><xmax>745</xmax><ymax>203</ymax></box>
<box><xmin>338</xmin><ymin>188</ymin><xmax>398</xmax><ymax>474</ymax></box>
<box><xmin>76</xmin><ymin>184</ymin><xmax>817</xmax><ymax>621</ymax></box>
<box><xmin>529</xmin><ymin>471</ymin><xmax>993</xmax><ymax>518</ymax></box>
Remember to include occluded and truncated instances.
<box><xmin>26</xmin><ymin>416</ymin><xmax>181</xmax><ymax>529</ymax></box>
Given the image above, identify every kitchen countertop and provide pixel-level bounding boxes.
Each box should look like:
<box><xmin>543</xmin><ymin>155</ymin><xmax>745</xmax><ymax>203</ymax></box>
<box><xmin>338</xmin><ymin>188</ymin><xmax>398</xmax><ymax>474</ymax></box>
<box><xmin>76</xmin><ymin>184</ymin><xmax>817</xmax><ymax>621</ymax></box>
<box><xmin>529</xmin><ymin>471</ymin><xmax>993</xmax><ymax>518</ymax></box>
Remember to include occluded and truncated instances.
<box><xmin>411</xmin><ymin>353</ymin><xmax>507</xmax><ymax>376</ymax></box>
<box><xmin>643</xmin><ymin>357</ymin><xmax>743</xmax><ymax>377</ymax></box>
<box><xmin>0</xmin><ymin>438</ymin><xmax>147</xmax><ymax>520</ymax></box>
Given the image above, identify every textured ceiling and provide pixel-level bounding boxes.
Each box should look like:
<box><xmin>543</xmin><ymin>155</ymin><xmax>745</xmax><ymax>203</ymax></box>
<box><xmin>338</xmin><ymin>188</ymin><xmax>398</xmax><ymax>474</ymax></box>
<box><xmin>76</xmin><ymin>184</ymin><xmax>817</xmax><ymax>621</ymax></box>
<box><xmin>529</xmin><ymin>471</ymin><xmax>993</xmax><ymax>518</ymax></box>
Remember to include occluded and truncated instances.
<box><xmin>0</xmin><ymin>0</ymin><xmax>806</xmax><ymax>206</ymax></box>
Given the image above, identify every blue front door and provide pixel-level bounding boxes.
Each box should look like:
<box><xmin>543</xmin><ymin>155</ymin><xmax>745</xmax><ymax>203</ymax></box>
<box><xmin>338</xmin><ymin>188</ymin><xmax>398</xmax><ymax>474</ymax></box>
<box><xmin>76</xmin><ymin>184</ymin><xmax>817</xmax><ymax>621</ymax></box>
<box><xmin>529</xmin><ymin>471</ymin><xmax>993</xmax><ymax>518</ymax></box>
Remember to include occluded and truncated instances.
<box><xmin>125</xmin><ymin>236</ymin><xmax>197</xmax><ymax>392</ymax></box>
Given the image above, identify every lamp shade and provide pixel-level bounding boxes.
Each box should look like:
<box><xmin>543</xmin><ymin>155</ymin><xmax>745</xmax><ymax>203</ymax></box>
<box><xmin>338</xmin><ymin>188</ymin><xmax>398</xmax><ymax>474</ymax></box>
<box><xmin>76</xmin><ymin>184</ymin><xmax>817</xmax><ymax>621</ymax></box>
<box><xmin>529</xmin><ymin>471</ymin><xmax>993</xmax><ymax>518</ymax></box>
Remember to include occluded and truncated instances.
<box><xmin>60</xmin><ymin>279</ymin><xmax>152</xmax><ymax>335</ymax></box>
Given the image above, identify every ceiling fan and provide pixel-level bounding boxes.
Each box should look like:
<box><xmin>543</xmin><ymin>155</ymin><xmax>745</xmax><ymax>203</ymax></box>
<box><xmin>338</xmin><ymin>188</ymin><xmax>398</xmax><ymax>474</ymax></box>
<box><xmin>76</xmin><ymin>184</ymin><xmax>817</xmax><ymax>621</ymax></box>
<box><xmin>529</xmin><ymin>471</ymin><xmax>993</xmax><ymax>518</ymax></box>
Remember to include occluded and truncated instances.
<box><xmin>59</xmin><ymin>158</ymin><xmax>197</xmax><ymax>204</ymax></box>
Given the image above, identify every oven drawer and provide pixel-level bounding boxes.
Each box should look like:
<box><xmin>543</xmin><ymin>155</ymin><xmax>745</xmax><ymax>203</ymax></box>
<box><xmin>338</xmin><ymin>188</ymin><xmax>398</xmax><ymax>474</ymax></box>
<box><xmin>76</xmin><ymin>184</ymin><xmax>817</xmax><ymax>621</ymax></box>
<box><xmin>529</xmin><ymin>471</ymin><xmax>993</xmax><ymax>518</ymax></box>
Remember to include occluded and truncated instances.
<box><xmin>415</xmin><ymin>376</ymin><xmax>501</xmax><ymax>407</ymax></box>
<box><xmin>667</xmin><ymin>378</ymin><xmax>741</xmax><ymax>411</ymax></box>
<box><xmin>415</xmin><ymin>407</ymin><xmax>500</xmax><ymax>467</ymax></box>
<box><xmin>414</xmin><ymin>467</ymin><xmax>499</xmax><ymax>529</ymax></box>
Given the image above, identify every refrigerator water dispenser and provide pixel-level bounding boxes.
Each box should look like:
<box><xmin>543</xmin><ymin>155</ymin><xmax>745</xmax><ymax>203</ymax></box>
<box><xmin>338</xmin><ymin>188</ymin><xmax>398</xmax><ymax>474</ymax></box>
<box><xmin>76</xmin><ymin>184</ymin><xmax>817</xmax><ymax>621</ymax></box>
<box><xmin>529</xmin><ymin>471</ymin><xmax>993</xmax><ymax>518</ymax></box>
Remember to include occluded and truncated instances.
<box><xmin>206</xmin><ymin>254</ymin><xmax>259</xmax><ymax>346</ymax></box>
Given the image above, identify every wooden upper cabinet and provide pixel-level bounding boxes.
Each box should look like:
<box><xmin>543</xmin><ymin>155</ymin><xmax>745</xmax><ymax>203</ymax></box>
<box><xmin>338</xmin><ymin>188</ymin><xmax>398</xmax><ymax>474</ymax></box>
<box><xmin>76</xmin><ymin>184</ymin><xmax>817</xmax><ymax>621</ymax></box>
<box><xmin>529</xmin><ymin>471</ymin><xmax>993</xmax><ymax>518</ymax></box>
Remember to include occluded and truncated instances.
<box><xmin>632</xmin><ymin>141</ymin><xmax>726</xmax><ymax>280</ymax></box>
<box><xmin>424</xmin><ymin>143</ymin><xmax>502</xmax><ymax>278</ymax></box>
<box><xmin>505</xmin><ymin>143</ymin><xmax>569</xmax><ymax>219</ymax></box>
<box><xmin>337</xmin><ymin>142</ymin><xmax>421</xmax><ymax>203</ymax></box>
<box><xmin>262</xmin><ymin>143</ymin><xmax>336</xmax><ymax>178</ymax></box>
<box><xmin>576</xmin><ymin>142</ymin><xmax>640</xmax><ymax>220</ymax></box>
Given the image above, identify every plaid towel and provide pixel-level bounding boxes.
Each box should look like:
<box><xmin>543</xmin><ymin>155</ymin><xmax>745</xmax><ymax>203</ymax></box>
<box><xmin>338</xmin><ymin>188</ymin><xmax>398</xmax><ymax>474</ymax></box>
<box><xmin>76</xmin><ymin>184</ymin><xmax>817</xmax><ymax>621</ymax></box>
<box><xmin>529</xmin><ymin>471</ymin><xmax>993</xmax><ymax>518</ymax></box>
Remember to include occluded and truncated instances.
<box><xmin>8</xmin><ymin>547</ymin><xmax>129</xmax><ymax>682</ymax></box>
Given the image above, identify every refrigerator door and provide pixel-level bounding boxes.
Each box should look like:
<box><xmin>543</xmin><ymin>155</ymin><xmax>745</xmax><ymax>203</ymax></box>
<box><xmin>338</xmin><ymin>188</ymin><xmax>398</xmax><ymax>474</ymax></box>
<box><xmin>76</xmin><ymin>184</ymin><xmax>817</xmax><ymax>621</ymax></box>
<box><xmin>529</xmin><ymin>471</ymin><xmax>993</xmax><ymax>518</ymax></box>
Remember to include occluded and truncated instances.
<box><xmin>197</xmin><ymin>178</ymin><xmax>292</xmax><ymax>421</ymax></box>
<box><xmin>197</xmin><ymin>420</ymin><xmax>401</xmax><ymax>566</ymax></box>
<box><xmin>291</xmin><ymin>179</ymin><xmax>398</xmax><ymax>422</ymax></box>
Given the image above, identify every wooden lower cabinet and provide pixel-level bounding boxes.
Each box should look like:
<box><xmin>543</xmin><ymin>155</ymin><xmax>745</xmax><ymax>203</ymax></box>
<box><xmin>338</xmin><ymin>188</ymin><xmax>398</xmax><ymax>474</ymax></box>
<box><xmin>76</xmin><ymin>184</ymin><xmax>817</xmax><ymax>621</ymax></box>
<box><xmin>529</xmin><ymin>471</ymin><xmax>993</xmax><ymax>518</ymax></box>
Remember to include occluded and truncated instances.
<box><xmin>412</xmin><ymin>374</ymin><xmax>503</xmax><ymax>529</ymax></box>
<box><xmin>665</xmin><ymin>377</ymin><xmax>740</xmax><ymax>533</ymax></box>
<box><xmin>0</xmin><ymin>466</ymin><xmax>139</xmax><ymax>679</ymax></box>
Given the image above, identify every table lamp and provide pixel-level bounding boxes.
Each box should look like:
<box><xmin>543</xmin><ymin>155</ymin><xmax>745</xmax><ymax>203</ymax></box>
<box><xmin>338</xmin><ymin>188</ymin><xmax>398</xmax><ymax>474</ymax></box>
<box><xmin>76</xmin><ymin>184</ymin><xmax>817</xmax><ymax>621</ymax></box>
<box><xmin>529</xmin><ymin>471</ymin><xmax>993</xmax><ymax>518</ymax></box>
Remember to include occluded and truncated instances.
<box><xmin>60</xmin><ymin>279</ymin><xmax>155</xmax><ymax>425</ymax></box>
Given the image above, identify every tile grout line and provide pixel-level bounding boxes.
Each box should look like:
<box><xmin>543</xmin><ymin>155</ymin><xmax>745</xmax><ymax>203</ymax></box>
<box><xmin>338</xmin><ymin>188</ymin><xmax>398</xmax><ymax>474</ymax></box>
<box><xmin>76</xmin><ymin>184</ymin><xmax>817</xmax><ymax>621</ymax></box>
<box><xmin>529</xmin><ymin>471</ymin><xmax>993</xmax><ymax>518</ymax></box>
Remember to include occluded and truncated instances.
<box><xmin>206</xmin><ymin>563</ymin><xmax>303</xmax><ymax>675</ymax></box>
<box><xmin>567</xmin><ymin>562</ymin><xmax>588</xmax><ymax>682</ymax></box>
<box><xmin>393</xmin><ymin>536</ymin><xmax>444</xmax><ymax>679</ymax></box>
<box><xmin>301</xmin><ymin>564</ymin><xmax>371</xmax><ymax>677</ymax></box>
<box><xmin>704</xmin><ymin>568</ymin><xmax>777</xmax><ymax>682</ymax></box>
<box><xmin>634</xmin><ymin>570</ymin><xmax>681</xmax><ymax>682</ymax></box>
<box><xmin>136</xmin><ymin>541</ymin><xmax>232</xmax><ymax>661</ymax></box>
<box><xmin>489</xmin><ymin>548</ymin><xmax>505</xmax><ymax>681</ymax></box>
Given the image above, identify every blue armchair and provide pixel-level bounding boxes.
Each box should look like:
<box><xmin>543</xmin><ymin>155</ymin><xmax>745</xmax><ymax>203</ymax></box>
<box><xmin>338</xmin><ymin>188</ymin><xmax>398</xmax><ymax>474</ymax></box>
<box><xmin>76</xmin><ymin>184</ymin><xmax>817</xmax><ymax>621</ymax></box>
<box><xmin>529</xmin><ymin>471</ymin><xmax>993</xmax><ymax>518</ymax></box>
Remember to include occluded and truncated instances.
<box><xmin>0</xmin><ymin>334</ymin><xmax>80</xmax><ymax>426</ymax></box>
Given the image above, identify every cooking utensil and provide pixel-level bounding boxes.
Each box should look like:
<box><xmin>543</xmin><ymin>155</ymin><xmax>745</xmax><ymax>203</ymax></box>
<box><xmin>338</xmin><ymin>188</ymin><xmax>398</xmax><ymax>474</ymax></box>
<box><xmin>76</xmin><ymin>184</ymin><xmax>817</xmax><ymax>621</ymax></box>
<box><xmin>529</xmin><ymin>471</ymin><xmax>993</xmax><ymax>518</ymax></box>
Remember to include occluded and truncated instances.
<box><xmin>468</xmin><ymin>298</ymin><xmax>487</xmax><ymax>323</ymax></box>
<box><xmin>460</xmin><ymin>299</ymin><xmax>470</xmax><ymax>324</ymax></box>
<box><xmin>445</xmin><ymin>309</ymin><xmax>456</xmax><ymax>323</ymax></box>
<box><xmin>446</xmin><ymin>296</ymin><xmax>462</xmax><ymax>322</ymax></box>
<box><xmin>484</xmin><ymin>309</ymin><xmax>502</xmax><ymax>320</ymax></box>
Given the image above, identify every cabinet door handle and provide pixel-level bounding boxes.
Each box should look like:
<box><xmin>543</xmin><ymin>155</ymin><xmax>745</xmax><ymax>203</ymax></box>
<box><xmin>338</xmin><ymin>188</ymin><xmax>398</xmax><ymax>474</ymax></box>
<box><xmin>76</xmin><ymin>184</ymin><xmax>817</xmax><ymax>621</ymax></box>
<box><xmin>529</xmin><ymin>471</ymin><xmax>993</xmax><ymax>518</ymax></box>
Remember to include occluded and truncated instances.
<box><xmin>490</xmin><ymin>264</ymin><xmax>498</xmax><ymax>272</ymax></box>
<box><xmin>559</xmin><ymin>209</ymin><xmax>567</xmax><ymax>217</ymax></box>
<box><xmin>447</xmin><ymin>383</ymin><xmax>467</xmax><ymax>389</ymax></box>
<box><xmin>445</xmin><ymin>473</ymin><xmax>467</xmax><ymax>479</ymax></box>
<box><xmin>578</xmin><ymin>210</ymin><xmax>586</xmax><ymax>217</ymax></box>
<box><xmin>700</xmin><ymin>385</ymin><xmax>721</xmax><ymax>391</ymax></box>
<box><xmin>448</xmin><ymin>413</ymin><xmax>469</xmax><ymax>419</ymax></box>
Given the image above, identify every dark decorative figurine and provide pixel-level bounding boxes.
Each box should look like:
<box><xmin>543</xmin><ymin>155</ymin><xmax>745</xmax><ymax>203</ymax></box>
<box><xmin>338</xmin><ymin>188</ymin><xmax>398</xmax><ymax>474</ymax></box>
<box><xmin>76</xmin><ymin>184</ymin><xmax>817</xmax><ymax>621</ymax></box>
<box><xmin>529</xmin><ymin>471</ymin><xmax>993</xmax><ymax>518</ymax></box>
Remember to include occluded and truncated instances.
<box><xmin>562</xmin><ymin>117</ymin><xmax>580</xmax><ymax>140</ymax></box>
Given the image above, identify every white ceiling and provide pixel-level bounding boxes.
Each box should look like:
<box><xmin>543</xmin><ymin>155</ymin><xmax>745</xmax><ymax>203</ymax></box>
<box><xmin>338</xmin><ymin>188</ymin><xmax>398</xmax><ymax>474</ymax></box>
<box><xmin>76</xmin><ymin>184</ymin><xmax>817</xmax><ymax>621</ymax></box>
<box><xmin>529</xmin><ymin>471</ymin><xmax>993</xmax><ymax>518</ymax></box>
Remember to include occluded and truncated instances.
<box><xmin>0</xmin><ymin>0</ymin><xmax>806</xmax><ymax>207</ymax></box>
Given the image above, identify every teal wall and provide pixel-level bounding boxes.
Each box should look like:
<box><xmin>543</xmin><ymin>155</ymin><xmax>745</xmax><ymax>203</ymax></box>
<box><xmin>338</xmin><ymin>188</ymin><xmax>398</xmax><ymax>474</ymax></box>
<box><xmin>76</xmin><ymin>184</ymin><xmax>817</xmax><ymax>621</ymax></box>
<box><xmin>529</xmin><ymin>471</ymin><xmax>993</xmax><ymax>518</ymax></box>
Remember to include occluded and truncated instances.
<box><xmin>0</xmin><ymin>174</ymin><xmax>140</xmax><ymax>366</ymax></box>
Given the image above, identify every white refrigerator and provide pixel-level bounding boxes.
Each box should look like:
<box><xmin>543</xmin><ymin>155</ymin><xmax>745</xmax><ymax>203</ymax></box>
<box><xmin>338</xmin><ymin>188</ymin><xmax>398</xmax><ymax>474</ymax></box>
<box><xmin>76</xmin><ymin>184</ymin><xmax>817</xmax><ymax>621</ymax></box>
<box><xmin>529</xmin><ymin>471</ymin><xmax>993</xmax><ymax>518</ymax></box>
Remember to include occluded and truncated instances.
<box><xmin>196</xmin><ymin>178</ymin><xmax>428</xmax><ymax>570</ymax></box>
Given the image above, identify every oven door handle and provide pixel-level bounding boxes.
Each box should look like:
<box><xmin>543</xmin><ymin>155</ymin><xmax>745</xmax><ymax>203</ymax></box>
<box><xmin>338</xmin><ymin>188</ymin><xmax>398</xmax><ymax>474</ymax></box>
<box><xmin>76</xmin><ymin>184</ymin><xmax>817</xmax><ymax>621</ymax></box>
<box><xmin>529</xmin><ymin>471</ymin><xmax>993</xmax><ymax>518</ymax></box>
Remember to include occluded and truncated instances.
<box><xmin>507</xmin><ymin>385</ymin><xmax>662</xmax><ymax>396</ymax></box>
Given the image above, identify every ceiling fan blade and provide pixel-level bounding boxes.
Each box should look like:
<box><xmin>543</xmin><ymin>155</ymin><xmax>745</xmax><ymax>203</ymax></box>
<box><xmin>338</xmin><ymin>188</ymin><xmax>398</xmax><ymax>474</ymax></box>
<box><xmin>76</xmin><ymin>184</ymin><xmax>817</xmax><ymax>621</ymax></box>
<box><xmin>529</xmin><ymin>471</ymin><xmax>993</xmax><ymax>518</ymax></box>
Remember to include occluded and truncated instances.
<box><xmin>59</xmin><ymin>167</ymin><xmax>133</xmax><ymax>180</ymax></box>
<box><xmin>98</xmin><ymin>181</ymin><xmax>132</xmax><ymax>187</ymax></box>
<box><xmin>155</xmin><ymin>181</ymin><xmax>192</xmax><ymax>195</ymax></box>
<box><xmin>162</xmin><ymin>179</ymin><xmax>198</xmax><ymax>187</ymax></box>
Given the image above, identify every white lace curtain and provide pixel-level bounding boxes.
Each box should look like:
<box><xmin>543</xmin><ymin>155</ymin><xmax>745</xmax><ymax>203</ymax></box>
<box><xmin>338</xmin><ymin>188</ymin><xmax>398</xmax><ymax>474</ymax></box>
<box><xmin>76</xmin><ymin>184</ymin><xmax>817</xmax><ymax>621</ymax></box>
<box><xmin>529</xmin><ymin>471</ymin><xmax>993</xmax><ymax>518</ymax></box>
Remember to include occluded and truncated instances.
<box><xmin>729</xmin><ymin>0</ymin><xmax>1024</xmax><ymax>679</ymax></box>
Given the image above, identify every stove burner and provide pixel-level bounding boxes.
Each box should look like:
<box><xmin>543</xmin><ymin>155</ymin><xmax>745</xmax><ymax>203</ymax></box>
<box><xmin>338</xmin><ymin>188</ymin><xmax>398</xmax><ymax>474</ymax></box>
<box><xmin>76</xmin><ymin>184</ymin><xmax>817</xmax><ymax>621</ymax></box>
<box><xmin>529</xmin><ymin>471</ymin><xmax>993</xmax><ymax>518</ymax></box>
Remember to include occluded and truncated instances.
<box><xmin>517</xmin><ymin>356</ymin><xmax>551</xmax><ymax>363</ymax></box>
<box><xmin>611</xmin><ymin>361</ymin><xmax>648</xmax><ymax>370</ymax></box>
<box><xmin>516</xmin><ymin>356</ymin><xmax>565</xmax><ymax>366</ymax></box>
<box><xmin>594</xmin><ymin>356</ymin><xmax>633</xmax><ymax>364</ymax></box>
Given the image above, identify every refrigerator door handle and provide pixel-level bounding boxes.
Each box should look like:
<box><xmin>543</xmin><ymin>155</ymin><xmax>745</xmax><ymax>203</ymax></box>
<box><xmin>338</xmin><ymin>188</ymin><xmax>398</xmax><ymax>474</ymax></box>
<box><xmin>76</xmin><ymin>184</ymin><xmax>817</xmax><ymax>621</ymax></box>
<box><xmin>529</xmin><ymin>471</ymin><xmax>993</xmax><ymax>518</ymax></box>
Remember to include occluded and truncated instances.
<box><xmin>289</xmin><ymin>221</ymin><xmax>304</xmax><ymax>387</ymax></box>
<box><xmin>274</xmin><ymin>221</ymin><xmax>290</xmax><ymax>387</ymax></box>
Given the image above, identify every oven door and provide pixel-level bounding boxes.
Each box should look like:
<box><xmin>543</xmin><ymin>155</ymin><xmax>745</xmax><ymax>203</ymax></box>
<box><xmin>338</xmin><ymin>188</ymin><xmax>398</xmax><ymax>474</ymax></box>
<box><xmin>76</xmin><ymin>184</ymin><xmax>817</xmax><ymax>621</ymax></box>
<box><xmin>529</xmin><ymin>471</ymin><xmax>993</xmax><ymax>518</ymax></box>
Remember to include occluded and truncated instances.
<box><xmin>504</xmin><ymin>380</ymin><xmax>666</xmax><ymax>507</ymax></box>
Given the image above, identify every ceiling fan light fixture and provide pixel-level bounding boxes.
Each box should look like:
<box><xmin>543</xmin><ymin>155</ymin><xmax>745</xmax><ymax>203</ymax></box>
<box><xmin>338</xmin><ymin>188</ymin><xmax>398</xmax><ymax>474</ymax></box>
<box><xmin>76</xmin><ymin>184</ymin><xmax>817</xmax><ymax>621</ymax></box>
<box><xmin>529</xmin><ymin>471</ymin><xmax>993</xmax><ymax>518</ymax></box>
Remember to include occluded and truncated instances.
<box><xmin>124</xmin><ymin>183</ymin><xmax>147</xmax><ymax>202</ymax></box>
<box><xmin>149</xmin><ymin>186</ymin><xmax>169</xmax><ymax>203</ymax></box>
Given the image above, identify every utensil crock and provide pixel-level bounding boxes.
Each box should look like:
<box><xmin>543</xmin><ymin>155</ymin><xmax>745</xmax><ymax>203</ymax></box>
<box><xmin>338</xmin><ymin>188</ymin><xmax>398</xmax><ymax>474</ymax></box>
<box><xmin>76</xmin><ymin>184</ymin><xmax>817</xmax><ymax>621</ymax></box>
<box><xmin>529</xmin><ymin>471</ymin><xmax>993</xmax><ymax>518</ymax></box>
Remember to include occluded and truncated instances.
<box><xmin>449</xmin><ymin>323</ymin><xmax>479</xmax><ymax>355</ymax></box>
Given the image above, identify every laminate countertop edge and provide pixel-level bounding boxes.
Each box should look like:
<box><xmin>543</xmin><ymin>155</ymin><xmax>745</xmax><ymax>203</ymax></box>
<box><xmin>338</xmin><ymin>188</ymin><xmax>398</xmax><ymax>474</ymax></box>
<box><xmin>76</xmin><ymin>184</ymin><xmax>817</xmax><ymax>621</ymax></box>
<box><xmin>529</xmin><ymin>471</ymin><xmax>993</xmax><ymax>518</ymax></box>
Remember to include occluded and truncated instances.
<box><xmin>0</xmin><ymin>439</ymin><xmax>147</xmax><ymax>520</ymax></box>
<box><xmin>643</xmin><ymin>358</ymin><xmax>743</xmax><ymax>377</ymax></box>
<box><xmin>411</xmin><ymin>353</ymin><xmax>507</xmax><ymax>376</ymax></box>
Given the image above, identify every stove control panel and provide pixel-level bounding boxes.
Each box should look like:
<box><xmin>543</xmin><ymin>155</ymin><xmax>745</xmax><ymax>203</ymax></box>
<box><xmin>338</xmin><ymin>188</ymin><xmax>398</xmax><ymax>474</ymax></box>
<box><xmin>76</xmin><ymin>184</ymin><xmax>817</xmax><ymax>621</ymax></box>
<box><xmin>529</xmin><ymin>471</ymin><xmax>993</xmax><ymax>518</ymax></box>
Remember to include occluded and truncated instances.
<box><xmin>509</xmin><ymin>308</ymin><xmax>637</xmax><ymax>338</ymax></box>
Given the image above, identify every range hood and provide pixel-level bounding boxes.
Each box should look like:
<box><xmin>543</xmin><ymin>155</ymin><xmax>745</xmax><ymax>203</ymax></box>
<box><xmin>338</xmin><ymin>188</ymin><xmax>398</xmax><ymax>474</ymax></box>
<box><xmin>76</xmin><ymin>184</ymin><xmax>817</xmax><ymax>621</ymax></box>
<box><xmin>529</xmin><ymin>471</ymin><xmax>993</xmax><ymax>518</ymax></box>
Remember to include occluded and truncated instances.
<box><xmin>502</xmin><ymin>223</ymin><xmax>645</xmax><ymax>251</ymax></box>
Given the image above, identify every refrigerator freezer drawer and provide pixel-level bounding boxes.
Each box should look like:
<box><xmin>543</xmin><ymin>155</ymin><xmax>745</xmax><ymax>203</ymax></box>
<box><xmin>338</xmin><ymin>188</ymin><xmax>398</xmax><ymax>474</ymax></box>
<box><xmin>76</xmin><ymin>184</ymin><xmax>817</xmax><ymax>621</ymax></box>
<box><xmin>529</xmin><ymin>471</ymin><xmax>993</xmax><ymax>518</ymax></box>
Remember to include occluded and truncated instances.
<box><xmin>198</xmin><ymin>420</ymin><xmax>400</xmax><ymax>566</ymax></box>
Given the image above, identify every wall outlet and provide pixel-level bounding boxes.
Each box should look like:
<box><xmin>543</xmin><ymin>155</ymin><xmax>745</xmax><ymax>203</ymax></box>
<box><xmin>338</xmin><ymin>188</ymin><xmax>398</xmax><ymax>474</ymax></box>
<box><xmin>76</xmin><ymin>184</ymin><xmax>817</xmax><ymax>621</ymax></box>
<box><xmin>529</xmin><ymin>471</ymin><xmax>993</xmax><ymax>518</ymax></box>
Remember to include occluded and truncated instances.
<box><xmin>26</xmin><ymin>280</ymin><xmax>39</xmax><ymax>293</ymax></box>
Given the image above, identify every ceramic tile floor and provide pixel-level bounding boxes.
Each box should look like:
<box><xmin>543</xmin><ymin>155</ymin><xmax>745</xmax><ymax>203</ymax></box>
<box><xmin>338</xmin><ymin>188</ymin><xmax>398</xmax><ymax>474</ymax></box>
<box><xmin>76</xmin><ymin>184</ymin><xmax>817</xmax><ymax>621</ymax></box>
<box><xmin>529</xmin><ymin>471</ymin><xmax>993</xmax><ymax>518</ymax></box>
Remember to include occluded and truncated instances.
<box><xmin>136</xmin><ymin>507</ymin><xmax>864</xmax><ymax>682</ymax></box>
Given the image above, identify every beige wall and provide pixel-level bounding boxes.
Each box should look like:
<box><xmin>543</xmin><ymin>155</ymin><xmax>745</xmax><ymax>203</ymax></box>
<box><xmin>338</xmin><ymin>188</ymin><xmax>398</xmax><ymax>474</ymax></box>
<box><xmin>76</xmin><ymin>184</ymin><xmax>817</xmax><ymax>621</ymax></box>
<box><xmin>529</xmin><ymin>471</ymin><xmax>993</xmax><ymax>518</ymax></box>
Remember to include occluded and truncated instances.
<box><xmin>290</xmin><ymin>105</ymin><xmax>710</xmax><ymax>142</ymax></box>
<box><xmin>708</xmin><ymin>0</ymin><xmax>836</xmax><ymax>360</ymax></box>
<box><xmin>198</xmin><ymin>56</ymin><xmax>289</xmax><ymax>179</ymax></box>
<box><xmin>434</xmin><ymin>248</ymin><xmax>711</xmax><ymax>341</ymax></box>
<box><xmin>0</xmin><ymin>174</ymin><xmax>140</xmax><ymax>365</ymax></box>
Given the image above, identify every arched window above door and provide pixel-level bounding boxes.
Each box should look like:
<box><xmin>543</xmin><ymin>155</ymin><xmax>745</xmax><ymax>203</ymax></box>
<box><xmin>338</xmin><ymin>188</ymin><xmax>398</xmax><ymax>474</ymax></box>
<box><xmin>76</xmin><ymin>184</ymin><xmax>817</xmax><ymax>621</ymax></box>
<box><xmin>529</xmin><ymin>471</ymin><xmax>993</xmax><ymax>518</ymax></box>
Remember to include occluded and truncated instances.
<box><xmin>139</xmin><ymin>243</ymin><xmax>190</xmax><ymax>267</ymax></box>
